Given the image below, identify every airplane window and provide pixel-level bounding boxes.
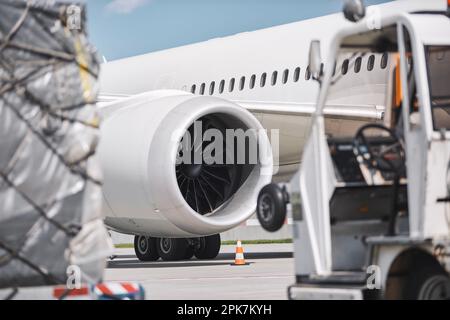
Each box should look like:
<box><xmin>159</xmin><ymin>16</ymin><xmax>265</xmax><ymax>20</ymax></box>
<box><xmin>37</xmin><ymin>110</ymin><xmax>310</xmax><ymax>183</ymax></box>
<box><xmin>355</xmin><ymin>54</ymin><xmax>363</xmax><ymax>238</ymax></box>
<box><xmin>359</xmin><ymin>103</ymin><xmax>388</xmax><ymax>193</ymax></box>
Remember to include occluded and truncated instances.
<box><xmin>293</xmin><ymin>67</ymin><xmax>300</xmax><ymax>82</ymax></box>
<box><xmin>282</xmin><ymin>69</ymin><xmax>289</xmax><ymax>84</ymax></box>
<box><xmin>271</xmin><ymin>71</ymin><xmax>278</xmax><ymax>86</ymax></box>
<box><xmin>239</xmin><ymin>76</ymin><xmax>246</xmax><ymax>90</ymax></box>
<box><xmin>341</xmin><ymin>59</ymin><xmax>349</xmax><ymax>75</ymax></box>
<box><xmin>305</xmin><ymin>66</ymin><xmax>311</xmax><ymax>80</ymax></box>
<box><xmin>250</xmin><ymin>74</ymin><xmax>256</xmax><ymax>89</ymax></box>
<box><xmin>191</xmin><ymin>84</ymin><xmax>196</xmax><ymax>94</ymax></box>
<box><xmin>260</xmin><ymin>73</ymin><xmax>267</xmax><ymax>87</ymax></box>
<box><xmin>229</xmin><ymin>78</ymin><xmax>235</xmax><ymax>92</ymax></box>
<box><xmin>209</xmin><ymin>81</ymin><xmax>215</xmax><ymax>95</ymax></box>
<box><xmin>200</xmin><ymin>83</ymin><xmax>205</xmax><ymax>95</ymax></box>
<box><xmin>332</xmin><ymin>61</ymin><xmax>337</xmax><ymax>76</ymax></box>
<box><xmin>381</xmin><ymin>53</ymin><xmax>388</xmax><ymax>69</ymax></box>
<box><xmin>367</xmin><ymin>54</ymin><xmax>375</xmax><ymax>71</ymax></box>
<box><xmin>219</xmin><ymin>80</ymin><xmax>225</xmax><ymax>93</ymax></box>
<box><xmin>320</xmin><ymin>63</ymin><xmax>324</xmax><ymax>76</ymax></box>
<box><xmin>354</xmin><ymin>57</ymin><xmax>362</xmax><ymax>73</ymax></box>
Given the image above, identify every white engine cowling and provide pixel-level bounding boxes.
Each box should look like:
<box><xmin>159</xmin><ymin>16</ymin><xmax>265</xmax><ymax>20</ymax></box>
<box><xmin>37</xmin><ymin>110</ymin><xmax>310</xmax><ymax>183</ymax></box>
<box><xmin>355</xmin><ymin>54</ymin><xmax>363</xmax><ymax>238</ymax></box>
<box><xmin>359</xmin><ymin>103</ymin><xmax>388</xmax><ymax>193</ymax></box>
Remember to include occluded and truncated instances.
<box><xmin>98</xmin><ymin>90</ymin><xmax>273</xmax><ymax>237</ymax></box>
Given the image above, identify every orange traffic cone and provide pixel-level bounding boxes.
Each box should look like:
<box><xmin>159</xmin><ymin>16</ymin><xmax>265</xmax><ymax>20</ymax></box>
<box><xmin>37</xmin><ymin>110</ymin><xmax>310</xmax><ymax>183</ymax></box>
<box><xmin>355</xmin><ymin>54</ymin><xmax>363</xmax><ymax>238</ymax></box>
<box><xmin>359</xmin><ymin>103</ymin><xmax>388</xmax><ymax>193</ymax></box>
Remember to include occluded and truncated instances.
<box><xmin>232</xmin><ymin>240</ymin><xmax>247</xmax><ymax>266</ymax></box>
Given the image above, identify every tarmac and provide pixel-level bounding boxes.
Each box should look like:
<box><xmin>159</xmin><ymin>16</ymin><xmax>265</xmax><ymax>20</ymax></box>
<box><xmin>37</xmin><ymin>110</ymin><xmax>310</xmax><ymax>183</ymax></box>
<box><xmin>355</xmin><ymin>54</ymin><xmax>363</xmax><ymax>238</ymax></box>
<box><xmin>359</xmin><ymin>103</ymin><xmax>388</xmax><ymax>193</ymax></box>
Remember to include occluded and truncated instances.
<box><xmin>104</xmin><ymin>243</ymin><xmax>294</xmax><ymax>300</ymax></box>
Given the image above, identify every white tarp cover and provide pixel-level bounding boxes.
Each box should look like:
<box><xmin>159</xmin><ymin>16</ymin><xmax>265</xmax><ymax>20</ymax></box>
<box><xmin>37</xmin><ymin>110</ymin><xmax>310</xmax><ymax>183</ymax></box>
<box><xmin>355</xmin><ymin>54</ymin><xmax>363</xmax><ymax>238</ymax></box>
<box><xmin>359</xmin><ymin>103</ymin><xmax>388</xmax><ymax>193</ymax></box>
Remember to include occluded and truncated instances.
<box><xmin>0</xmin><ymin>0</ymin><xmax>113</xmax><ymax>290</ymax></box>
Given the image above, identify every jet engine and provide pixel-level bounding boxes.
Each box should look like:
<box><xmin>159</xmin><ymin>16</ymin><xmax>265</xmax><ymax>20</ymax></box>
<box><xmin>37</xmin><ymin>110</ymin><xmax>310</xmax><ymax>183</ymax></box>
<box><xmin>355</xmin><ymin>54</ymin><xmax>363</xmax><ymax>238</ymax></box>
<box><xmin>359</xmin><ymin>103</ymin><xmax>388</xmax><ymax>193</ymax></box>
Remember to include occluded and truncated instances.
<box><xmin>98</xmin><ymin>90</ymin><xmax>273</xmax><ymax>239</ymax></box>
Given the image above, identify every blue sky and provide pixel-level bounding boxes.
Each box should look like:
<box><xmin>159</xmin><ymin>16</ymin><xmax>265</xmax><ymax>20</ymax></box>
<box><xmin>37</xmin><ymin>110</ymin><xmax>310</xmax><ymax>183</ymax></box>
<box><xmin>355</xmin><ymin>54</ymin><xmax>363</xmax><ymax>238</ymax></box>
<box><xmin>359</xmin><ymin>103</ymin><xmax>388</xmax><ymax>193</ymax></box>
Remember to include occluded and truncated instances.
<box><xmin>84</xmin><ymin>0</ymin><xmax>391</xmax><ymax>61</ymax></box>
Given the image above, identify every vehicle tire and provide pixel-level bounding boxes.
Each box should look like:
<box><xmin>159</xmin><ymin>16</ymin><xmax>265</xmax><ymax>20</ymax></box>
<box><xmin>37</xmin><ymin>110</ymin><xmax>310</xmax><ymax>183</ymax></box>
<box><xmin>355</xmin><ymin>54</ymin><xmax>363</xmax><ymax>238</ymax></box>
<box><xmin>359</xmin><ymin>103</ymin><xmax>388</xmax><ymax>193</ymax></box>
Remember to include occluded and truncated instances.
<box><xmin>134</xmin><ymin>235</ymin><xmax>159</xmax><ymax>261</ymax></box>
<box><xmin>194</xmin><ymin>234</ymin><xmax>221</xmax><ymax>259</ymax></box>
<box><xmin>256</xmin><ymin>183</ymin><xmax>287</xmax><ymax>232</ymax></box>
<box><xmin>157</xmin><ymin>238</ymin><xmax>188</xmax><ymax>261</ymax></box>
<box><xmin>405</xmin><ymin>266</ymin><xmax>450</xmax><ymax>300</ymax></box>
<box><xmin>183</xmin><ymin>245</ymin><xmax>195</xmax><ymax>260</ymax></box>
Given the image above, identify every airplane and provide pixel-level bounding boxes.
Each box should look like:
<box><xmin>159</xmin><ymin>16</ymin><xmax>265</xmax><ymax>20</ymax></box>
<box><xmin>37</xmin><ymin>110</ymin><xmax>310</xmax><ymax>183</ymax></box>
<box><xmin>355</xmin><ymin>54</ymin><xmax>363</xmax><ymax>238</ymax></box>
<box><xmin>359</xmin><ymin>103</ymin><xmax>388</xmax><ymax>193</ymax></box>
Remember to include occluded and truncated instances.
<box><xmin>96</xmin><ymin>0</ymin><xmax>436</xmax><ymax>261</ymax></box>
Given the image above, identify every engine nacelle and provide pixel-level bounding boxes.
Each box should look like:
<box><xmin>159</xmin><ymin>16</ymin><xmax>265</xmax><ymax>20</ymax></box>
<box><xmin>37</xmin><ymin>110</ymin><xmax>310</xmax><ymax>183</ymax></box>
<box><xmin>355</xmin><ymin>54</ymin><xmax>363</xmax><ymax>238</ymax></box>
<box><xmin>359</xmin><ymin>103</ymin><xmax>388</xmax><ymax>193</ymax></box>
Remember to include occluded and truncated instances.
<box><xmin>98</xmin><ymin>90</ymin><xmax>273</xmax><ymax>237</ymax></box>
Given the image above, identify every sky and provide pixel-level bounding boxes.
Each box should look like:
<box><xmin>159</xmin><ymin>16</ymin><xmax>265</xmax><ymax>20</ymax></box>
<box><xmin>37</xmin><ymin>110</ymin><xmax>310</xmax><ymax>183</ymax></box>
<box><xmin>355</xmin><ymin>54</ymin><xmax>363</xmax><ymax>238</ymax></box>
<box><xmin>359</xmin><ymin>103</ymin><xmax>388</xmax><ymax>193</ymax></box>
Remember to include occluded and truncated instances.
<box><xmin>83</xmin><ymin>0</ymin><xmax>391</xmax><ymax>61</ymax></box>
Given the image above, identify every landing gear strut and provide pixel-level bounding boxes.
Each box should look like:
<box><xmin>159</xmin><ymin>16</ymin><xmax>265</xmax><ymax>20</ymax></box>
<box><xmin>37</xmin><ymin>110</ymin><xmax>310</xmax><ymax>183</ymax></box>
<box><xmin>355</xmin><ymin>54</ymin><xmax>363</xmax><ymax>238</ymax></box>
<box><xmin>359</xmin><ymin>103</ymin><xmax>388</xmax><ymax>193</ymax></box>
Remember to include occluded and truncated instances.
<box><xmin>134</xmin><ymin>234</ymin><xmax>221</xmax><ymax>261</ymax></box>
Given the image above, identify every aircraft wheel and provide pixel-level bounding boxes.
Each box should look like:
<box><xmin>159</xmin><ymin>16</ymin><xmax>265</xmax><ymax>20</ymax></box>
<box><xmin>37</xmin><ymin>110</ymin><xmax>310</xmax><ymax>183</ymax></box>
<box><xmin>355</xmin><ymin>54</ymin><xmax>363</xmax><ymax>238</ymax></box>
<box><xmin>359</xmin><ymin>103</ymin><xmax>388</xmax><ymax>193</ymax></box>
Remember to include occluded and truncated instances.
<box><xmin>183</xmin><ymin>245</ymin><xmax>195</xmax><ymax>260</ymax></box>
<box><xmin>157</xmin><ymin>238</ymin><xmax>188</xmax><ymax>261</ymax></box>
<box><xmin>194</xmin><ymin>234</ymin><xmax>221</xmax><ymax>259</ymax></box>
<box><xmin>256</xmin><ymin>183</ymin><xmax>288</xmax><ymax>232</ymax></box>
<box><xmin>134</xmin><ymin>235</ymin><xmax>159</xmax><ymax>261</ymax></box>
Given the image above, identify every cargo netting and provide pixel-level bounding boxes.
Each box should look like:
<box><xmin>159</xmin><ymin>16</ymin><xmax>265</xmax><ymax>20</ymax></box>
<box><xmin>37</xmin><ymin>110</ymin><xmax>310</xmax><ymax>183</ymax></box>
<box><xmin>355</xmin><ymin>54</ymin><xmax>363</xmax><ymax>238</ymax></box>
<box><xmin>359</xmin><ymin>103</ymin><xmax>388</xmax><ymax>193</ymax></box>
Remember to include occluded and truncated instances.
<box><xmin>0</xmin><ymin>0</ymin><xmax>113</xmax><ymax>297</ymax></box>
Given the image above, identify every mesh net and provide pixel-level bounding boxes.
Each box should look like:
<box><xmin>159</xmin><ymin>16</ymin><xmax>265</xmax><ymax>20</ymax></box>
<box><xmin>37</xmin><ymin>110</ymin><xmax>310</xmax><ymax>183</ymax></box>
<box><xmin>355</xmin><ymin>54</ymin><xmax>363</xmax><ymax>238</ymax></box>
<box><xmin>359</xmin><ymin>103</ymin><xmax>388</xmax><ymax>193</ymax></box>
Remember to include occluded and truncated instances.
<box><xmin>0</xmin><ymin>0</ymin><xmax>113</xmax><ymax>293</ymax></box>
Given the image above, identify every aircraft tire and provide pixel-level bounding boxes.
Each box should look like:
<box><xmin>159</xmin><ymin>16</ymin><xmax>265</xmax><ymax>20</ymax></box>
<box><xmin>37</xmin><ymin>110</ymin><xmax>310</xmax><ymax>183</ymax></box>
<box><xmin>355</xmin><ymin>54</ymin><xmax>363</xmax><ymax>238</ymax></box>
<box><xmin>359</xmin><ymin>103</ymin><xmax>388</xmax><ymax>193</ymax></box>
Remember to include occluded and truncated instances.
<box><xmin>194</xmin><ymin>234</ymin><xmax>221</xmax><ymax>259</ymax></box>
<box><xmin>134</xmin><ymin>235</ymin><xmax>160</xmax><ymax>261</ymax></box>
<box><xmin>256</xmin><ymin>183</ymin><xmax>287</xmax><ymax>232</ymax></box>
<box><xmin>157</xmin><ymin>238</ymin><xmax>188</xmax><ymax>261</ymax></box>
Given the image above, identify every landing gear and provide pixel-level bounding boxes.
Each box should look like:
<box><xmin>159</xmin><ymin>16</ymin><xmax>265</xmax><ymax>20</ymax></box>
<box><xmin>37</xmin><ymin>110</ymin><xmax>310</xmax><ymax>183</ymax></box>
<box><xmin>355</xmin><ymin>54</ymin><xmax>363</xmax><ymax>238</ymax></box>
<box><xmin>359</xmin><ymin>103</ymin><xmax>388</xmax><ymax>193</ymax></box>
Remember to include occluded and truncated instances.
<box><xmin>157</xmin><ymin>238</ymin><xmax>189</xmax><ymax>261</ymax></box>
<box><xmin>134</xmin><ymin>235</ymin><xmax>159</xmax><ymax>261</ymax></box>
<box><xmin>133</xmin><ymin>234</ymin><xmax>221</xmax><ymax>261</ymax></box>
<box><xmin>256</xmin><ymin>183</ymin><xmax>289</xmax><ymax>232</ymax></box>
<box><xmin>194</xmin><ymin>234</ymin><xmax>221</xmax><ymax>260</ymax></box>
<box><xmin>183</xmin><ymin>244</ymin><xmax>195</xmax><ymax>260</ymax></box>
